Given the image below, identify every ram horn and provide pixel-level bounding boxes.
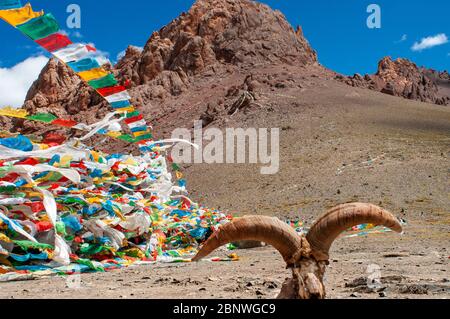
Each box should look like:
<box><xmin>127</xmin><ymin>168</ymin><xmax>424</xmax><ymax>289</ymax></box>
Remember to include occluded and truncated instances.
<box><xmin>192</xmin><ymin>216</ymin><xmax>305</xmax><ymax>265</ymax></box>
<box><xmin>306</xmin><ymin>203</ymin><xmax>403</xmax><ymax>261</ymax></box>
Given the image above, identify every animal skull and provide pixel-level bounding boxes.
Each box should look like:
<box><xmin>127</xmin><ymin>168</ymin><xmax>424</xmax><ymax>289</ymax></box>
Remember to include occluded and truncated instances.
<box><xmin>192</xmin><ymin>202</ymin><xmax>403</xmax><ymax>299</ymax></box>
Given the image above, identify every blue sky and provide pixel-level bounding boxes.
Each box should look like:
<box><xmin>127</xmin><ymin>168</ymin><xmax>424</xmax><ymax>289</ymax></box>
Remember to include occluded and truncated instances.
<box><xmin>0</xmin><ymin>0</ymin><xmax>449</xmax><ymax>106</ymax></box>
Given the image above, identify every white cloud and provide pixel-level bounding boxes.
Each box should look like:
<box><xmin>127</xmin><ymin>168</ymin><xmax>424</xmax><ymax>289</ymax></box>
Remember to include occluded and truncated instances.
<box><xmin>116</xmin><ymin>50</ymin><xmax>126</xmax><ymax>61</ymax></box>
<box><xmin>116</xmin><ymin>46</ymin><xmax>143</xmax><ymax>61</ymax></box>
<box><xmin>395</xmin><ymin>34</ymin><xmax>407</xmax><ymax>43</ymax></box>
<box><xmin>83</xmin><ymin>42</ymin><xmax>112</xmax><ymax>66</ymax></box>
<box><xmin>411</xmin><ymin>33</ymin><xmax>448</xmax><ymax>51</ymax></box>
<box><xmin>0</xmin><ymin>56</ymin><xmax>48</xmax><ymax>108</ymax></box>
<box><xmin>72</xmin><ymin>31</ymin><xmax>83</xmax><ymax>39</ymax></box>
<box><xmin>87</xmin><ymin>42</ymin><xmax>110</xmax><ymax>57</ymax></box>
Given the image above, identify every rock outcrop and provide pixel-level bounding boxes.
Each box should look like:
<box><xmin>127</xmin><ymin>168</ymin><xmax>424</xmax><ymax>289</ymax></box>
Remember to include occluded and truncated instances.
<box><xmin>127</xmin><ymin>0</ymin><xmax>318</xmax><ymax>83</ymax></box>
<box><xmin>23</xmin><ymin>59</ymin><xmax>107</xmax><ymax>117</ymax></box>
<box><xmin>15</xmin><ymin>58</ymin><xmax>110</xmax><ymax>137</ymax></box>
<box><xmin>0</xmin><ymin>116</ymin><xmax>13</xmax><ymax>133</ymax></box>
<box><xmin>337</xmin><ymin>57</ymin><xmax>449</xmax><ymax>105</ymax></box>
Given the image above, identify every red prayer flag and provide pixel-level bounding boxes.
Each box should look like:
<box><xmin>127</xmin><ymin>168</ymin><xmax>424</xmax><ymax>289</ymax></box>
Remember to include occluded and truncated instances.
<box><xmin>34</xmin><ymin>221</ymin><xmax>53</xmax><ymax>232</ymax></box>
<box><xmin>35</xmin><ymin>33</ymin><xmax>72</xmax><ymax>52</ymax></box>
<box><xmin>97</xmin><ymin>85</ymin><xmax>127</xmax><ymax>97</ymax></box>
<box><xmin>124</xmin><ymin>114</ymin><xmax>143</xmax><ymax>124</ymax></box>
<box><xmin>86</xmin><ymin>44</ymin><xmax>96</xmax><ymax>52</ymax></box>
<box><xmin>43</xmin><ymin>132</ymin><xmax>66</xmax><ymax>145</ymax></box>
<box><xmin>123</xmin><ymin>79</ymin><xmax>132</xmax><ymax>88</ymax></box>
<box><xmin>137</xmin><ymin>139</ymin><xmax>153</xmax><ymax>145</ymax></box>
<box><xmin>51</xmin><ymin>118</ymin><xmax>77</xmax><ymax>127</ymax></box>
<box><xmin>1</xmin><ymin>173</ymin><xmax>20</xmax><ymax>183</ymax></box>
<box><xmin>16</xmin><ymin>158</ymin><xmax>40</xmax><ymax>166</ymax></box>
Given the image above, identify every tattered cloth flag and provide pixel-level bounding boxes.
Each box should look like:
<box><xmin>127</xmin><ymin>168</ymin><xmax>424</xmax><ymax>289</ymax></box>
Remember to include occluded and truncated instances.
<box><xmin>0</xmin><ymin>0</ymin><xmax>203</xmax><ymax>279</ymax></box>
<box><xmin>0</xmin><ymin>0</ymin><xmax>155</xmax><ymax>154</ymax></box>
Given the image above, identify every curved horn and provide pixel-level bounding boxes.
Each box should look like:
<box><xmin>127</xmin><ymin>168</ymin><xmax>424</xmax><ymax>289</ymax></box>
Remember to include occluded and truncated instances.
<box><xmin>192</xmin><ymin>216</ymin><xmax>304</xmax><ymax>265</ymax></box>
<box><xmin>306</xmin><ymin>203</ymin><xmax>403</xmax><ymax>261</ymax></box>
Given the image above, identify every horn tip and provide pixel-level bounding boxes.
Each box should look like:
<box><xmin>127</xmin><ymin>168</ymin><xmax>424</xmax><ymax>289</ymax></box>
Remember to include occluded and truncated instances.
<box><xmin>191</xmin><ymin>253</ymin><xmax>203</xmax><ymax>262</ymax></box>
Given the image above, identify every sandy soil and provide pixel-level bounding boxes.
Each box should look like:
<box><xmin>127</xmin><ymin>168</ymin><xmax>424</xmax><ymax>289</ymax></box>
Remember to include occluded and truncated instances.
<box><xmin>1</xmin><ymin>74</ymin><xmax>449</xmax><ymax>299</ymax></box>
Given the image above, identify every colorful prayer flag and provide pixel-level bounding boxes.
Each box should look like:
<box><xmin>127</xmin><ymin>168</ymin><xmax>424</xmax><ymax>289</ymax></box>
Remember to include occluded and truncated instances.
<box><xmin>16</xmin><ymin>13</ymin><xmax>59</xmax><ymax>40</ymax></box>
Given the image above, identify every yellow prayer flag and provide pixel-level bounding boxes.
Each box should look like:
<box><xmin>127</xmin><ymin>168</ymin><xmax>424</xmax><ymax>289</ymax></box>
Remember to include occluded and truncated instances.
<box><xmin>38</xmin><ymin>143</ymin><xmax>50</xmax><ymax>150</ymax></box>
<box><xmin>123</xmin><ymin>157</ymin><xmax>138</xmax><ymax>166</ymax></box>
<box><xmin>127</xmin><ymin>180</ymin><xmax>141</xmax><ymax>186</ymax></box>
<box><xmin>106</xmin><ymin>131</ymin><xmax>122</xmax><ymax>138</ymax></box>
<box><xmin>0</xmin><ymin>106</ymin><xmax>28</xmax><ymax>119</ymax></box>
<box><xmin>77</xmin><ymin>68</ymin><xmax>110</xmax><ymax>82</ymax></box>
<box><xmin>26</xmin><ymin>191</ymin><xmax>42</xmax><ymax>197</ymax></box>
<box><xmin>86</xmin><ymin>197</ymin><xmax>103</xmax><ymax>204</ymax></box>
<box><xmin>0</xmin><ymin>3</ymin><xmax>44</xmax><ymax>27</ymax></box>
<box><xmin>115</xmin><ymin>106</ymin><xmax>135</xmax><ymax>114</ymax></box>
<box><xmin>60</xmin><ymin>155</ymin><xmax>72</xmax><ymax>167</ymax></box>
<box><xmin>0</xmin><ymin>233</ymin><xmax>12</xmax><ymax>243</ymax></box>
<box><xmin>90</xmin><ymin>151</ymin><xmax>101</xmax><ymax>162</ymax></box>
<box><xmin>133</xmin><ymin>130</ymin><xmax>149</xmax><ymax>137</ymax></box>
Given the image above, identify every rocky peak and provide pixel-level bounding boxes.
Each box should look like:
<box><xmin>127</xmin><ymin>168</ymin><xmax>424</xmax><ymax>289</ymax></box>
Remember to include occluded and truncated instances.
<box><xmin>21</xmin><ymin>0</ymin><xmax>319</xmax><ymax>126</ymax></box>
<box><xmin>115</xmin><ymin>45</ymin><xmax>144</xmax><ymax>85</ymax></box>
<box><xmin>25</xmin><ymin>58</ymin><xmax>79</xmax><ymax>100</ymax></box>
<box><xmin>338</xmin><ymin>57</ymin><xmax>449</xmax><ymax>106</ymax></box>
<box><xmin>376</xmin><ymin>57</ymin><xmax>421</xmax><ymax>81</ymax></box>
<box><xmin>440</xmin><ymin>70</ymin><xmax>449</xmax><ymax>80</ymax></box>
<box><xmin>118</xmin><ymin>0</ymin><xmax>318</xmax><ymax>86</ymax></box>
<box><xmin>23</xmin><ymin>58</ymin><xmax>107</xmax><ymax>117</ymax></box>
<box><xmin>377</xmin><ymin>56</ymin><xmax>396</xmax><ymax>71</ymax></box>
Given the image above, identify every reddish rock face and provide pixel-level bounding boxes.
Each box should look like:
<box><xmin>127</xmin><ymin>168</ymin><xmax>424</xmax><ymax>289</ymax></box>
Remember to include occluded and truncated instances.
<box><xmin>23</xmin><ymin>59</ymin><xmax>106</xmax><ymax>117</ymax></box>
<box><xmin>0</xmin><ymin>116</ymin><xmax>13</xmax><ymax>133</ymax></box>
<box><xmin>118</xmin><ymin>0</ymin><xmax>317</xmax><ymax>90</ymax></box>
<box><xmin>338</xmin><ymin>57</ymin><xmax>449</xmax><ymax>106</ymax></box>
<box><xmin>21</xmin><ymin>0</ymin><xmax>318</xmax><ymax>126</ymax></box>
<box><xmin>17</xmin><ymin>58</ymin><xmax>110</xmax><ymax>138</ymax></box>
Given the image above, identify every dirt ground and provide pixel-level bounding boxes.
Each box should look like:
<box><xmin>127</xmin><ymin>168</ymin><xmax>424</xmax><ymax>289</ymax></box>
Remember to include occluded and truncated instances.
<box><xmin>1</xmin><ymin>76</ymin><xmax>449</xmax><ymax>299</ymax></box>
<box><xmin>1</xmin><ymin>236</ymin><xmax>448</xmax><ymax>299</ymax></box>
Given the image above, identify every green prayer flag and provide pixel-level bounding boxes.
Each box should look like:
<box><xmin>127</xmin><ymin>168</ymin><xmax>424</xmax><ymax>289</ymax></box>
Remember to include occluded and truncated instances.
<box><xmin>16</xmin><ymin>13</ymin><xmax>60</xmax><ymax>40</ymax></box>
<box><xmin>134</xmin><ymin>133</ymin><xmax>153</xmax><ymax>142</ymax></box>
<box><xmin>88</xmin><ymin>74</ymin><xmax>118</xmax><ymax>89</ymax></box>
<box><xmin>118</xmin><ymin>134</ymin><xmax>135</xmax><ymax>143</ymax></box>
<box><xmin>126</xmin><ymin>111</ymin><xmax>140</xmax><ymax>118</ymax></box>
<box><xmin>79</xmin><ymin>243</ymin><xmax>107</xmax><ymax>255</ymax></box>
<box><xmin>13</xmin><ymin>240</ymin><xmax>54</xmax><ymax>251</ymax></box>
<box><xmin>75</xmin><ymin>258</ymin><xmax>105</xmax><ymax>272</ymax></box>
<box><xmin>26</xmin><ymin>113</ymin><xmax>57</xmax><ymax>123</ymax></box>
<box><xmin>55</xmin><ymin>222</ymin><xmax>67</xmax><ymax>236</ymax></box>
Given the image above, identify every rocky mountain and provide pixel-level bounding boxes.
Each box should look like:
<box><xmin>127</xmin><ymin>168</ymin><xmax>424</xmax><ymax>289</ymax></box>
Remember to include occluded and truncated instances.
<box><xmin>11</xmin><ymin>0</ymin><xmax>449</xmax><ymax>147</ymax></box>
<box><xmin>17</xmin><ymin>0</ymin><xmax>318</xmax><ymax>141</ymax></box>
<box><xmin>337</xmin><ymin>57</ymin><xmax>449</xmax><ymax>106</ymax></box>
<box><xmin>116</xmin><ymin>0</ymin><xmax>318</xmax><ymax>86</ymax></box>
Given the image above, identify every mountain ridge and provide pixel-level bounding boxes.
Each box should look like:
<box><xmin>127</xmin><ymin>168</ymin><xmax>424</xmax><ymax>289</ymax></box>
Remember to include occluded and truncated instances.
<box><xmin>337</xmin><ymin>57</ymin><xmax>450</xmax><ymax>106</ymax></box>
<box><xmin>7</xmin><ymin>0</ymin><xmax>449</xmax><ymax>146</ymax></box>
